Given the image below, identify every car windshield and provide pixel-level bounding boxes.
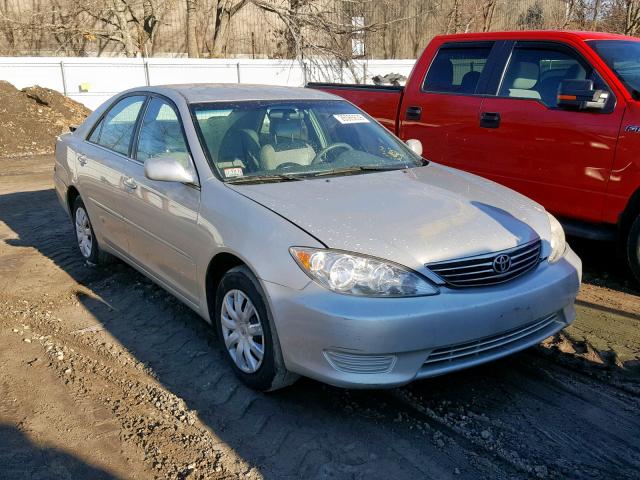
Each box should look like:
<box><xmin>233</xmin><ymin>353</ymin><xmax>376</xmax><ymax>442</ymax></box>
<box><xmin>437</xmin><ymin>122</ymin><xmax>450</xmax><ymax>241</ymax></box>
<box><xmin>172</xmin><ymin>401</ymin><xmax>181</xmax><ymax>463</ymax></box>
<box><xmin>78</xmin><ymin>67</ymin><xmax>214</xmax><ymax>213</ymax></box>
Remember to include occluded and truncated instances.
<box><xmin>588</xmin><ymin>40</ymin><xmax>640</xmax><ymax>96</ymax></box>
<box><xmin>190</xmin><ymin>100</ymin><xmax>424</xmax><ymax>182</ymax></box>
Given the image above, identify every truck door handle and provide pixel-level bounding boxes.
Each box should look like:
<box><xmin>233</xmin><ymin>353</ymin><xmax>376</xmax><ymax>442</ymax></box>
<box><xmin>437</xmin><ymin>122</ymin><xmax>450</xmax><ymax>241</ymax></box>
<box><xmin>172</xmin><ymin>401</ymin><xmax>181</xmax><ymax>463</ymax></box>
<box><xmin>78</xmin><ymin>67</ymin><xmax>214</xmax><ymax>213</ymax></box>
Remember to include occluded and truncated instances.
<box><xmin>405</xmin><ymin>106</ymin><xmax>422</xmax><ymax>121</ymax></box>
<box><xmin>480</xmin><ymin>111</ymin><xmax>501</xmax><ymax>129</ymax></box>
<box><xmin>123</xmin><ymin>176</ymin><xmax>137</xmax><ymax>190</ymax></box>
<box><xmin>78</xmin><ymin>154</ymin><xmax>87</xmax><ymax>166</ymax></box>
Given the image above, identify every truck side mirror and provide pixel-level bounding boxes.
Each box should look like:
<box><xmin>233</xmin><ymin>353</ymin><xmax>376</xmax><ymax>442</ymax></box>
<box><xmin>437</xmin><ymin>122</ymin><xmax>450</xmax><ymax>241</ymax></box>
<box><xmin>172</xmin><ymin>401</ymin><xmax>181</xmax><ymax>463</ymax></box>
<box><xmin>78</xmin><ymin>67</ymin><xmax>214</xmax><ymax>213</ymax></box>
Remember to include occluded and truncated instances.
<box><xmin>557</xmin><ymin>79</ymin><xmax>609</xmax><ymax>111</ymax></box>
<box><xmin>406</xmin><ymin>139</ymin><xmax>423</xmax><ymax>156</ymax></box>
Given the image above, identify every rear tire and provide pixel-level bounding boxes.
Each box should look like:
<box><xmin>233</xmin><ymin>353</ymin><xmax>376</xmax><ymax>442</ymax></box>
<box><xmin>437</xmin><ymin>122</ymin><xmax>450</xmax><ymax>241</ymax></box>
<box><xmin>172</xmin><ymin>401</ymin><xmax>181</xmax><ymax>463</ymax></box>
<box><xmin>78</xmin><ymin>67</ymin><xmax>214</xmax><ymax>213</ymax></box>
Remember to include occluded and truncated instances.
<box><xmin>214</xmin><ymin>265</ymin><xmax>297</xmax><ymax>391</ymax></box>
<box><xmin>72</xmin><ymin>197</ymin><xmax>111</xmax><ymax>266</ymax></box>
<box><xmin>627</xmin><ymin>214</ymin><xmax>640</xmax><ymax>284</ymax></box>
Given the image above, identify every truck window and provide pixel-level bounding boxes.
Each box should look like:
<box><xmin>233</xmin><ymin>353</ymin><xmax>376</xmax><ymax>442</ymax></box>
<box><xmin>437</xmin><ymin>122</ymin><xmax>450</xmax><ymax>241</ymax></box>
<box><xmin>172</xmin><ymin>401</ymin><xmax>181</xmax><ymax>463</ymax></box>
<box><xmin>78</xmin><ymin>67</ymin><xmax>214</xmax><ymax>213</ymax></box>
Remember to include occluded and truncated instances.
<box><xmin>498</xmin><ymin>46</ymin><xmax>602</xmax><ymax>108</ymax></box>
<box><xmin>423</xmin><ymin>43</ymin><xmax>493</xmax><ymax>94</ymax></box>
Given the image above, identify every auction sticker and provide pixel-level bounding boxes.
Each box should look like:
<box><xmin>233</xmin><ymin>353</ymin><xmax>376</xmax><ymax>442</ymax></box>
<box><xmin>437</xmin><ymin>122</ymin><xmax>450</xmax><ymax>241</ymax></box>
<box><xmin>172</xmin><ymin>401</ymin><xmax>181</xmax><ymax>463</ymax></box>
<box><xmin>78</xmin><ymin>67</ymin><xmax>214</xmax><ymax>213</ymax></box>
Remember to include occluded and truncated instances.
<box><xmin>333</xmin><ymin>113</ymin><xmax>370</xmax><ymax>124</ymax></box>
<box><xmin>223</xmin><ymin>167</ymin><xmax>244</xmax><ymax>178</ymax></box>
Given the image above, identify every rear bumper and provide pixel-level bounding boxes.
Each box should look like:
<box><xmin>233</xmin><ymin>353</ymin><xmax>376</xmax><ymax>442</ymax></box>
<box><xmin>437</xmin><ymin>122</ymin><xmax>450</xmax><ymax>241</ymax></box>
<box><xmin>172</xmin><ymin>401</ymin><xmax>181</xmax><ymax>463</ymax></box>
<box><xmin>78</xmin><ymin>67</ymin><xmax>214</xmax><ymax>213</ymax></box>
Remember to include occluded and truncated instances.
<box><xmin>264</xmin><ymin>247</ymin><xmax>581</xmax><ymax>388</ymax></box>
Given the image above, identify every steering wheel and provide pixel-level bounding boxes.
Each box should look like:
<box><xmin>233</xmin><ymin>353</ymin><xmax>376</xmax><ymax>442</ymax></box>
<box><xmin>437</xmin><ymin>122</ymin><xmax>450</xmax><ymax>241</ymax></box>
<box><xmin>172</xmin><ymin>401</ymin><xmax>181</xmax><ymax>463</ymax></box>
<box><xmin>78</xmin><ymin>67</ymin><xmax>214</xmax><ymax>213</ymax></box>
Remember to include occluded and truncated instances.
<box><xmin>311</xmin><ymin>143</ymin><xmax>353</xmax><ymax>165</ymax></box>
<box><xmin>276</xmin><ymin>162</ymin><xmax>302</xmax><ymax>171</ymax></box>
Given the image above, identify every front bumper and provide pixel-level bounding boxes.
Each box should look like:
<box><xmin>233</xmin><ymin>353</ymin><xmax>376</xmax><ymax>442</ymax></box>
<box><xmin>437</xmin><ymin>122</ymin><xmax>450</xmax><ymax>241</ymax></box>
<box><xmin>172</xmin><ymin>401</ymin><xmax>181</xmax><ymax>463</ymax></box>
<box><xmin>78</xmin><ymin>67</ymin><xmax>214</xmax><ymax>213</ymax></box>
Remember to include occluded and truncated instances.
<box><xmin>264</xmin><ymin>247</ymin><xmax>581</xmax><ymax>388</ymax></box>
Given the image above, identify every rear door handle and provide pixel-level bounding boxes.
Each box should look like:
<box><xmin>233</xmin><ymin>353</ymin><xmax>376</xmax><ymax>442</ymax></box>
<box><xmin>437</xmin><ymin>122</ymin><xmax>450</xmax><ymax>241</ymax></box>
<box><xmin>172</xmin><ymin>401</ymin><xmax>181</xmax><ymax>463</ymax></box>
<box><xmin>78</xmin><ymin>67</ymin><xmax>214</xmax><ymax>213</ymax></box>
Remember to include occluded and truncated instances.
<box><xmin>123</xmin><ymin>176</ymin><xmax>137</xmax><ymax>190</ymax></box>
<box><xmin>405</xmin><ymin>106</ymin><xmax>422</xmax><ymax>121</ymax></box>
<box><xmin>480</xmin><ymin>111</ymin><xmax>500</xmax><ymax>129</ymax></box>
<box><xmin>77</xmin><ymin>154</ymin><xmax>87</xmax><ymax>166</ymax></box>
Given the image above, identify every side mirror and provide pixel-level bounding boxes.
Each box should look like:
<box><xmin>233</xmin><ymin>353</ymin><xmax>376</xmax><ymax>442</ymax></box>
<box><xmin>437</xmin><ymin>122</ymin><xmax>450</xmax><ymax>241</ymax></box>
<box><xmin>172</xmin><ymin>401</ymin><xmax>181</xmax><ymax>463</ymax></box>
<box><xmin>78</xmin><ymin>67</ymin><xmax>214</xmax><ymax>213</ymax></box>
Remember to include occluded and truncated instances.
<box><xmin>557</xmin><ymin>79</ymin><xmax>609</xmax><ymax>111</ymax></box>
<box><xmin>406</xmin><ymin>138</ymin><xmax>423</xmax><ymax>156</ymax></box>
<box><xmin>144</xmin><ymin>154</ymin><xmax>198</xmax><ymax>185</ymax></box>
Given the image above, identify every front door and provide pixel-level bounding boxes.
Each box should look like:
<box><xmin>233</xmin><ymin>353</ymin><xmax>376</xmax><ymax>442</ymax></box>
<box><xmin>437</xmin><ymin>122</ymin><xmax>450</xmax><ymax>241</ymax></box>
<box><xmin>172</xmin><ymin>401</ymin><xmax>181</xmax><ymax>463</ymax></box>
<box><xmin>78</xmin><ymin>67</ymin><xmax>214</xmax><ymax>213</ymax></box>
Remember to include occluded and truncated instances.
<box><xmin>122</xmin><ymin>96</ymin><xmax>202</xmax><ymax>304</ymax></box>
<box><xmin>476</xmin><ymin>41</ymin><xmax>624</xmax><ymax>222</ymax></box>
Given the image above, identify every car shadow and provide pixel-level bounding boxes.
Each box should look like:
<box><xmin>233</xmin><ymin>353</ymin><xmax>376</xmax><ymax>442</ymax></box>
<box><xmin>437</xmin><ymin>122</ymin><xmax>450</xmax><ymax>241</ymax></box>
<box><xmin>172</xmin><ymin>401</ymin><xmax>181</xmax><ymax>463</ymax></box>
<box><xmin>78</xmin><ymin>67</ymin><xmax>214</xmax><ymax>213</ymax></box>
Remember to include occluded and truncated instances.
<box><xmin>0</xmin><ymin>423</ymin><xmax>119</xmax><ymax>480</ymax></box>
<box><xmin>1</xmin><ymin>187</ymin><xmax>639</xmax><ymax>479</ymax></box>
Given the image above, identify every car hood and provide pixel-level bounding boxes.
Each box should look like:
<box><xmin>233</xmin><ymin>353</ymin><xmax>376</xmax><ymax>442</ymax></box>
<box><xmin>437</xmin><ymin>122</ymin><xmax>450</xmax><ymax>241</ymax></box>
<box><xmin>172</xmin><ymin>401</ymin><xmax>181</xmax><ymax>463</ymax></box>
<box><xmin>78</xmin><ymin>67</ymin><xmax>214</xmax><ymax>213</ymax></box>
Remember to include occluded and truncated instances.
<box><xmin>226</xmin><ymin>164</ymin><xmax>552</xmax><ymax>269</ymax></box>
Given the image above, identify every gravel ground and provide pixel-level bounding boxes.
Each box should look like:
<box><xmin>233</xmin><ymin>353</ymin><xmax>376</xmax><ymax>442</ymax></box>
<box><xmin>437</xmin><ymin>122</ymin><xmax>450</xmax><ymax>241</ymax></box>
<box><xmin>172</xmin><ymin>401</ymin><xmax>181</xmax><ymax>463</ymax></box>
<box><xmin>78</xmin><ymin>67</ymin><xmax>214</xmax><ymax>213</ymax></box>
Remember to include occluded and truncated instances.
<box><xmin>1</xmin><ymin>155</ymin><xmax>639</xmax><ymax>480</ymax></box>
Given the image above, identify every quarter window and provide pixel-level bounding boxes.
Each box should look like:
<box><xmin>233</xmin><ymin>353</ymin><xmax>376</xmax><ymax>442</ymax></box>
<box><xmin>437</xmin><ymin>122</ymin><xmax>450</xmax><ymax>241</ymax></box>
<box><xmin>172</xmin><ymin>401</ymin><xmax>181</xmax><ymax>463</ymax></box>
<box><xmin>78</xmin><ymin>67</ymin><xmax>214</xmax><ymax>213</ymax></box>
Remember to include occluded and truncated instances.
<box><xmin>88</xmin><ymin>95</ymin><xmax>146</xmax><ymax>155</ymax></box>
<box><xmin>423</xmin><ymin>43</ymin><xmax>493</xmax><ymax>94</ymax></box>
<box><xmin>136</xmin><ymin>97</ymin><xmax>190</xmax><ymax>166</ymax></box>
<box><xmin>498</xmin><ymin>46</ymin><xmax>607</xmax><ymax>108</ymax></box>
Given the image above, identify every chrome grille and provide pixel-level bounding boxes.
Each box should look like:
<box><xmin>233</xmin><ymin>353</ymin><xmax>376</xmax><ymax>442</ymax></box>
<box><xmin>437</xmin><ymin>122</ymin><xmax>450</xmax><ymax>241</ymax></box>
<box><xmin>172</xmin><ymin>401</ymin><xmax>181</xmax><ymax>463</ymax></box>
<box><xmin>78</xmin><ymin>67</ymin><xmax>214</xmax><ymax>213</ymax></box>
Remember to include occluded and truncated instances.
<box><xmin>427</xmin><ymin>239</ymin><xmax>542</xmax><ymax>288</ymax></box>
<box><xmin>423</xmin><ymin>313</ymin><xmax>558</xmax><ymax>369</ymax></box>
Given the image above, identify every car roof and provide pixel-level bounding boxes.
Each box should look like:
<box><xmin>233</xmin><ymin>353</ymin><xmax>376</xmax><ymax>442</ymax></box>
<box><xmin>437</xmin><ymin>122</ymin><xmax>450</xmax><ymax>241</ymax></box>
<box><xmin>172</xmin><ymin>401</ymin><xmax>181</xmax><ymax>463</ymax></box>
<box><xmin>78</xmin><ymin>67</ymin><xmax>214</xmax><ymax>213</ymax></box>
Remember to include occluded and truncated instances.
<box><xmin>131</xmin><ymin>83</ymin><xmax>338</xmax><ymax>104</ymax></box>
<box><xmin>433</xmin><ymin>30</ymin><xmax>638</xmax><ymax>43</ymax></box>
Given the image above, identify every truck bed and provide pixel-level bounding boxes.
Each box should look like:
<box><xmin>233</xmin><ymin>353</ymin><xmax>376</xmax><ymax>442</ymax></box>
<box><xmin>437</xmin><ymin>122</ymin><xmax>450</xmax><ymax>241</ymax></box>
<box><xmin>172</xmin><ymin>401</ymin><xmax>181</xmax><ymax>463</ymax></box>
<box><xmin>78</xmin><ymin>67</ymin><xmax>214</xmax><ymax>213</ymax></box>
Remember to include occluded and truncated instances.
<box><xmin>306</xmin><ymin>83</ymin><xmax>403</xmax><ymax>133</ymax></box>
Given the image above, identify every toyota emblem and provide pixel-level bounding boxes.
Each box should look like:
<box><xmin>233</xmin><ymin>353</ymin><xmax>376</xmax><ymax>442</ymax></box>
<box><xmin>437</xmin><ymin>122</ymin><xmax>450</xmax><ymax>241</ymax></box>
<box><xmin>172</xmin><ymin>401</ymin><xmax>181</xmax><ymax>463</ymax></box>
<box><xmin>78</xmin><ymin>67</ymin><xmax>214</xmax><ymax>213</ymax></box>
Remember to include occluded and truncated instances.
<box><xmin>492</xmin><ymin>254</ymin><xmax>512</xmax><ymax>273</ymax></box>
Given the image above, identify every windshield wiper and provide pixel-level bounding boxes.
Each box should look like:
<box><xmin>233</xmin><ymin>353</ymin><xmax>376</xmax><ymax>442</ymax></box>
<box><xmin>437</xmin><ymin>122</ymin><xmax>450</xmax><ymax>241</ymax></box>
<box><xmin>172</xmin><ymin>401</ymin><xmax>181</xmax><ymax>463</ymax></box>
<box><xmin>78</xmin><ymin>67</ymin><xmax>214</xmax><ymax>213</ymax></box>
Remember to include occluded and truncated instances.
<box><xmin>225</xmin><ymin>173</ymin><xmax>303</xmax><ymax>184</ymax></box>
<box><xmin>308</xmin><ymin>164</ymin><xmax>413</xmax><ymax>177</ymax></box>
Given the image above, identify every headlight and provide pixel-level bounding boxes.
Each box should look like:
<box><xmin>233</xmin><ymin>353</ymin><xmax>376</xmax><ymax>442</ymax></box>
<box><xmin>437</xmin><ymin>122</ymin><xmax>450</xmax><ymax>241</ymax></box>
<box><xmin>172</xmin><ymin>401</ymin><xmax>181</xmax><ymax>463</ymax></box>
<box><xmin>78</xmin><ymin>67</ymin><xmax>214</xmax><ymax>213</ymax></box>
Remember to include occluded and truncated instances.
<box><xmin>547</xmin><ymin>213</ymin><xmax>566</xmax><ymax>263</ymax></box>
<box><xmin>290</xmin><ymin>247</ymin><xmax>438</xmax><ymax>297</ymax></box>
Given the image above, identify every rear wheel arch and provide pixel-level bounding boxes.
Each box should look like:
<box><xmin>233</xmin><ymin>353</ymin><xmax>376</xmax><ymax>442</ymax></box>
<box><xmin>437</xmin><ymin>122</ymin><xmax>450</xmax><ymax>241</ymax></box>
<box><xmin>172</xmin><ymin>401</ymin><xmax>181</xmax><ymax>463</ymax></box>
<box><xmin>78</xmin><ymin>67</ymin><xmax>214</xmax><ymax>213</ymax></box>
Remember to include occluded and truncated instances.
<box><xmin>67</xmin><ymin>186</ymin><xmax>80</xmax><ymax>216</ymax></box>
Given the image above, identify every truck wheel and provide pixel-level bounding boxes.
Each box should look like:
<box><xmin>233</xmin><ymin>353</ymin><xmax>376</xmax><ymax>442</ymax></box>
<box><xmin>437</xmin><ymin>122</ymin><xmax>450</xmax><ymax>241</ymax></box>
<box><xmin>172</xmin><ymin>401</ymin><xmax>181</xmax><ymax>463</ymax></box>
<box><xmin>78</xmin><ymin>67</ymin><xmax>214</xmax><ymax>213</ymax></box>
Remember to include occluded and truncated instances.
<box><xmin>72</xmin><ymin>197</ymin><xmax>111</xmax><ymax>266</ymax></box>
<box><xmin>214</xmin><ymin>265</ymin><xmax>298</xmax><ymax>391</ymax></box>
<box><xmin>627</xmin><ymin>214</ymin><xmax>640</xmax><ymax>284</ymax></box>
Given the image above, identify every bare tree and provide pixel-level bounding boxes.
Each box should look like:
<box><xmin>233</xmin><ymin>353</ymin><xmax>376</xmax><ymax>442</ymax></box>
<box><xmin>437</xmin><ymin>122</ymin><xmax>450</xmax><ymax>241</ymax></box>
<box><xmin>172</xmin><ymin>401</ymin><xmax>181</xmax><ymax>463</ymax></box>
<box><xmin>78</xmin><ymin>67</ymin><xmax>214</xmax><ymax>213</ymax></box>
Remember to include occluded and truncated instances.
<box><xmin>186</xmin><ymin>0</ymin><xmax>198</xmax><ymax>57</ymax></box>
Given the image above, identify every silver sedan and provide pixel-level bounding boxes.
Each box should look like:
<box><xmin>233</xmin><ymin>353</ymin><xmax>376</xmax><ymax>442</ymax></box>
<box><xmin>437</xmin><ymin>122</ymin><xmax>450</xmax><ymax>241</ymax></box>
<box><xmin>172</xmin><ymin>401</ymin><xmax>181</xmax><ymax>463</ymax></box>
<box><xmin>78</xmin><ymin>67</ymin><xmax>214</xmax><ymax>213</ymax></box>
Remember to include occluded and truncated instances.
<box><xmin>54</xmin><ymin>84</ymin><xmax>581</xmax><ymax>390</ymax></box>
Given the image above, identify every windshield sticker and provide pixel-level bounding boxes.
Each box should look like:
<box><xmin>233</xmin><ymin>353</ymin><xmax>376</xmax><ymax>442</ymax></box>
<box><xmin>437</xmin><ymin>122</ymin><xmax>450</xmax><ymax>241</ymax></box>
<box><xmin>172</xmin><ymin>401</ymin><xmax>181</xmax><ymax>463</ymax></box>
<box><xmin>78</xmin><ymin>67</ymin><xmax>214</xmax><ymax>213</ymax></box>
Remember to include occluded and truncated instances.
<box><xmin>333</xmin><ymin>113</ymin><xmax>370</xmax><ymax>124</ymax></box>
<box><xmin>223</xmin><ymin>167</ymin><xmax>244</xmax><ymax>178</ymax></box>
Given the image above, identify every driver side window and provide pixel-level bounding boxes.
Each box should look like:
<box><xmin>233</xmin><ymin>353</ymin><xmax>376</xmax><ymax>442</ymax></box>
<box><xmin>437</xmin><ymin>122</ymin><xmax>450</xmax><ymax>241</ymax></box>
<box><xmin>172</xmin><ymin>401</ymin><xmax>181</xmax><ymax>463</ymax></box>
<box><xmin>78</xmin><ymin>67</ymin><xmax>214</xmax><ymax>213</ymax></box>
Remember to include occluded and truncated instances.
<box><xmin>135</xmin><ymin>97</ymin><xmax>191</xmax><ymax>168</ymax></box>
<box><xmin>498</xmin><ymin>45</ymin><xmax>608</xmax><ymax>108</ymax></box>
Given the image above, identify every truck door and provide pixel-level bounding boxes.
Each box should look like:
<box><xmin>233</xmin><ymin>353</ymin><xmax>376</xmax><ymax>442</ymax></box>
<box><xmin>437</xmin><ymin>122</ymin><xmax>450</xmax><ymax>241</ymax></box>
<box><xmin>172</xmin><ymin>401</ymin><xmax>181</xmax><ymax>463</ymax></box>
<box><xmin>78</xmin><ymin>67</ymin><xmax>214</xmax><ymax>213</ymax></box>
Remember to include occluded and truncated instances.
<box><xmin>476</xmin><ymin>41</ymin><xmax>624</xmax><ymax>222</ymax></box>
<box><xmin>399</xmin><ymin>41</ymin><xmax>501</xmax><ymax>170</ymax></box>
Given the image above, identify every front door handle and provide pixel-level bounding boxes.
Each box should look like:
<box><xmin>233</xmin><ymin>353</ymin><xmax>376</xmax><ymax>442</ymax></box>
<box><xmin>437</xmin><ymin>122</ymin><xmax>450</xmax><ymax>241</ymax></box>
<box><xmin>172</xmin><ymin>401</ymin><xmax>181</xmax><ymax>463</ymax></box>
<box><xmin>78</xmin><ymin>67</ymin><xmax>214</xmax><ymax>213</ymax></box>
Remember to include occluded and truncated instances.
<box><xmin>480</xmin><ymin>111</ymin><xmax>501</xmax><ymax>129</ymax></box>
<box><xmin>123</xmin><ymin>176</ymin><xmax>137</xmax><ymax>189</ymax></box>
<box><xmin>77</xmin><ymin>154</ymin><xmax>87</xmax><ymax>166</ymax></box>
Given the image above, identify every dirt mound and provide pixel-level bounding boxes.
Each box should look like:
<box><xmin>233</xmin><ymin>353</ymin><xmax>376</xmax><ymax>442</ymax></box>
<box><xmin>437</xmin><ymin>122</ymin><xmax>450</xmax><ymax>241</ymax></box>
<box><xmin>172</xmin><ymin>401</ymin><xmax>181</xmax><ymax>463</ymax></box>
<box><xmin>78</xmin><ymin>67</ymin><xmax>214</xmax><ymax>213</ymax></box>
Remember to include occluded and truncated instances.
<box><xmin>0</xmin><ymin>81</ymin><xmax>90</xmax><ymax>157</ymax></box>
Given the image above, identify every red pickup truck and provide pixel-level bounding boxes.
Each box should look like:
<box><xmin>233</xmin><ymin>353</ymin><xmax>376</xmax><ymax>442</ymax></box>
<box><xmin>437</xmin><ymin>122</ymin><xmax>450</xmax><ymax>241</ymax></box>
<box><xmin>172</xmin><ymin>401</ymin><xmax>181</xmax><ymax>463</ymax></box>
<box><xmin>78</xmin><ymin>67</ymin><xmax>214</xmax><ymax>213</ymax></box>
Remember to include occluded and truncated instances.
<box><xmin>309</xmin><ymin>31</ymin><xmax>640</xmax><ymax>282</ymax></box>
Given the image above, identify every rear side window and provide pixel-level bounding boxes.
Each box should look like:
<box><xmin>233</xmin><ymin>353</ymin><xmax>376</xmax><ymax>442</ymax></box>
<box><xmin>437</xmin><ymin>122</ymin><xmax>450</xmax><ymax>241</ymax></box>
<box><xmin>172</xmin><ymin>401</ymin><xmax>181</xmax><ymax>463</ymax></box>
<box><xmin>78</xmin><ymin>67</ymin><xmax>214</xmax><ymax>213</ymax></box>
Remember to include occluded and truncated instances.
<box><xmin>88</xmin><ymin>95</ymin><xmax>146</xmax><ymax>155</ymax></box>
<box><xmin>423</xmin><ymin>43</ymin><xmax>493</xmax><ymax>94</ymax></box>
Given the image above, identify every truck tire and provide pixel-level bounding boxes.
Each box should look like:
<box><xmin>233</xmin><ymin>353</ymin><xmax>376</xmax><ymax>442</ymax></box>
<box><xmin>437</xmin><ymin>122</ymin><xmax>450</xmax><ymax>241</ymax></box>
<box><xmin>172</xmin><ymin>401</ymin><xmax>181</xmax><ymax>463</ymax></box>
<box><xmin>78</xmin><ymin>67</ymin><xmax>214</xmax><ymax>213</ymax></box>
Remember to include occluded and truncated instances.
<box><xmin>627</xmin><ymin>214</ymin><xmax>640</xmax><ymax>284</ymax></box>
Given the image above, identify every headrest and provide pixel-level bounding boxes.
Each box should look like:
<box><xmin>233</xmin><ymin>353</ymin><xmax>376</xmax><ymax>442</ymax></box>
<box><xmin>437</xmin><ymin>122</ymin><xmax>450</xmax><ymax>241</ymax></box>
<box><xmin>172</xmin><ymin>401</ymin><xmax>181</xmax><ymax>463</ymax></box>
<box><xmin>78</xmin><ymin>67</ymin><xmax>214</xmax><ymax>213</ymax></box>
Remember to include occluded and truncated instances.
<box><xmin>511</xmin><ymin>61</ymin><xmax>539</xmax><ymax>90</ymax></box>
<box><xmin>268</xmin><ymin>108</ymin><xmax>303</xmax><ymax>120</ymax></box>
<box><xmin>460</xmin><ymin>71</ymin><xmax>481</xmax><ymax>92</ymax></box>
<box><xmin>272</xmin><ymin>118</ymin><xmax>303</xmax><ymax>139</ymax></box>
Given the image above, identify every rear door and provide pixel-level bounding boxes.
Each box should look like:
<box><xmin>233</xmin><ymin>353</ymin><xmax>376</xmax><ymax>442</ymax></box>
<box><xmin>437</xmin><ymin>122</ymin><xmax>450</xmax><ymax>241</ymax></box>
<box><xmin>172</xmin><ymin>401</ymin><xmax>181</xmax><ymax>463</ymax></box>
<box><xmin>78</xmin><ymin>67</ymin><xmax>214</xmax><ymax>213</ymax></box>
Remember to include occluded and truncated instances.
<box><xmin>80</xmin><ymin>95</ymin><xmax>147</xmax><ymax>255</ymax></box>
<box><xmin>476</xmin><ymin>41</ymin><xmax>624</xmax><ymax>221</ymax></box>
<box><xmin>399</xmin><ymin>41</ymin><xmax>503</xmax><ymax>169</ymax></box>
<box><xmin>123</xmin><ymin>95</ymin><xmax>202</xmax><ymax>305</ymax></box>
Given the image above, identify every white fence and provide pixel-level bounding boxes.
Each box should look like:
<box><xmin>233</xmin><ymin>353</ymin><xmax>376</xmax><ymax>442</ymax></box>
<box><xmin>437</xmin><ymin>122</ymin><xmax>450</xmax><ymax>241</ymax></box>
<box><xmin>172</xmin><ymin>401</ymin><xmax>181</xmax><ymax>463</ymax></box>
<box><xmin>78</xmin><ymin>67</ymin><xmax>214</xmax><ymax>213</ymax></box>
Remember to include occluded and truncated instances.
<box><xmin>0</xmin><ymin>57</ymin><xmax>416</xmax><ymax>110</ymax></box>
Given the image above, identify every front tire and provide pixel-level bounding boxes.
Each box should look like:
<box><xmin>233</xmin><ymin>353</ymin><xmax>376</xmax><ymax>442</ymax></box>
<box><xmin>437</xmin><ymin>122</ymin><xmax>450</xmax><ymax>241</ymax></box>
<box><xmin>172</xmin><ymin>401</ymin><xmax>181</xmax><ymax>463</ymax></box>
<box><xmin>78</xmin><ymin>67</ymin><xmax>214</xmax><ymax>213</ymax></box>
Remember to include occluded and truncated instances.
<box><xmin>72</xmin><ymin>197</ymin><xmax>111</xmax><ymax>266</ymax></box>
<box><xmin>214</xmin><ymin>266</ymin><xmax>297</xmax><ymax>391</ymax></box>
<box><xmin>627</xmin><ymin>214</ymin><xmax>640</xmax><ymax>284</ymax></box>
